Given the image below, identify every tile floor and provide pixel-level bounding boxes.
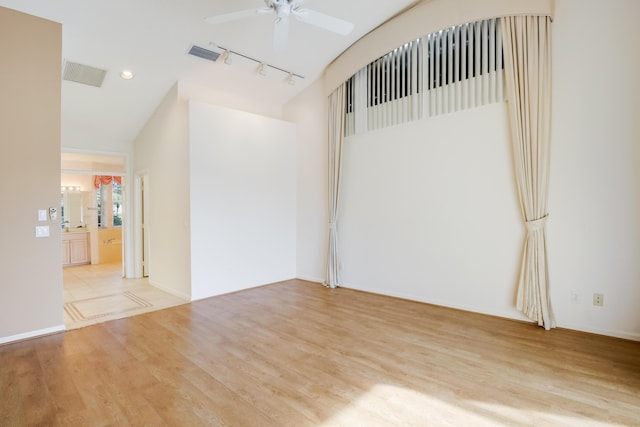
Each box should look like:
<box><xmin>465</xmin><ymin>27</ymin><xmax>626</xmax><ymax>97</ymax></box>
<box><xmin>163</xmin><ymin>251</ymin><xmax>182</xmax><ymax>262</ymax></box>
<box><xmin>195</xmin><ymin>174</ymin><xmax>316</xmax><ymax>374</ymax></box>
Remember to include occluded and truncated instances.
<box><xmin>63</xmin><ymin>263</ymin><xmax>187</xmax><ymax>330</ymax></box>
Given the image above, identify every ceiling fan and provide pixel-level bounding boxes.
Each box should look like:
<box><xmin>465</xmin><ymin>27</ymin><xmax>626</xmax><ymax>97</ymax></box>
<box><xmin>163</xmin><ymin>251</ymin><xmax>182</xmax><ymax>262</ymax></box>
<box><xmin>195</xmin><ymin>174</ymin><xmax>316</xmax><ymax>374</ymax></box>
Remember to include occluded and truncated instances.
<box><xmin>205</xmin><ymin>0</ymin><xmax>355</xmax><ymax>51</ymax></box>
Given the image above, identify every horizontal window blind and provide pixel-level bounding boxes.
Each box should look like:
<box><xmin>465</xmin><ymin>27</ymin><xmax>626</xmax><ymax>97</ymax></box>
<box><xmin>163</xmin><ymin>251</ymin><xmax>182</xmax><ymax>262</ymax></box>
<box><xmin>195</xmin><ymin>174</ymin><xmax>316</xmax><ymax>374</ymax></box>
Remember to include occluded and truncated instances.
<box><xmin>345</xmin><ymin>18</ymin><xmax>504</xmax><ymax>137</ymax></box>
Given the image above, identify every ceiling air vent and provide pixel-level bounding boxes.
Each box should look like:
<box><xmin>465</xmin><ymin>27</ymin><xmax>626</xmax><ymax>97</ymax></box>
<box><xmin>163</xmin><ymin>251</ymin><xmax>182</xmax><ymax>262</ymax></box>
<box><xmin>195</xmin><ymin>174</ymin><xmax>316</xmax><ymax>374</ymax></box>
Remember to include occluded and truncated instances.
<box><xmin>187</xmin><ymin>45</ymin><xmax>221</xmax><ymax>62</ymax></box>
<box><xmin>62</xmin><ymin>61</ymin><xmax>107</xmax><ymax>88</ymax></box>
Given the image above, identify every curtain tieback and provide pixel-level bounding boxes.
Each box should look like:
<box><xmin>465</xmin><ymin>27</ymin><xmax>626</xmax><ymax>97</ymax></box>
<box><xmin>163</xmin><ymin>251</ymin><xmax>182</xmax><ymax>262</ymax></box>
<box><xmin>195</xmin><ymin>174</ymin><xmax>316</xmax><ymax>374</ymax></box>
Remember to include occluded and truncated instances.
<box><xmin>525</xmin><ymin>215</ymin><xmax>548</xmax><ymax>232</ymax></box>
<box><xmin>329</xmin><ymin>222</ymin><xmax>337</xmax><ymax>230</ymax></box>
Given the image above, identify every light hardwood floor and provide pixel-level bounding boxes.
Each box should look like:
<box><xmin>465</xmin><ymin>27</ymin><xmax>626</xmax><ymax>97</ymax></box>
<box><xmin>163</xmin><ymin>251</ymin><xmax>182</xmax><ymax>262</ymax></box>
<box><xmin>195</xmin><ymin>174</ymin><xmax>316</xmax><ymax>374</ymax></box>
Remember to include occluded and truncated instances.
<box><xmin>2</xmin><ymin>279</ymin><xmax>639</xmax><ymax>426</ymax></box>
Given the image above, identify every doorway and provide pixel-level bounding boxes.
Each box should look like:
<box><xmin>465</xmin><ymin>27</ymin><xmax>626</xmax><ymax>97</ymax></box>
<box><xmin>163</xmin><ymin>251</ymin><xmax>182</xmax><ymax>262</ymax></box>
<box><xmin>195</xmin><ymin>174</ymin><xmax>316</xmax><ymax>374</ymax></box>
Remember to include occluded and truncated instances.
<box><xmin>61</xmin><ymin>152</ymin><xmax>128</xmax><ymax>326</ymax></box>
<box><xmin>60</xmin><ymin>152</ymin><xmax>186</xmax><ymax>328</ymax></box>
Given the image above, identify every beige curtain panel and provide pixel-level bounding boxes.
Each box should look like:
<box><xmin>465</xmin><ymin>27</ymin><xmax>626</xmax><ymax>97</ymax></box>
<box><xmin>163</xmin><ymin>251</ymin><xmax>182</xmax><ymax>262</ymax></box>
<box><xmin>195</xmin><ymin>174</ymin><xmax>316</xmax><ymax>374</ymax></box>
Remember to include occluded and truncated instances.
<box><xmin>502</xmin><ymin>15</ymin><xmax>556</xmax><ymax>330</ymax></box>
<box><xmin>325</xmin><ymin>84</ymin><xmax>345</xmax><ymax>288</ymax></box>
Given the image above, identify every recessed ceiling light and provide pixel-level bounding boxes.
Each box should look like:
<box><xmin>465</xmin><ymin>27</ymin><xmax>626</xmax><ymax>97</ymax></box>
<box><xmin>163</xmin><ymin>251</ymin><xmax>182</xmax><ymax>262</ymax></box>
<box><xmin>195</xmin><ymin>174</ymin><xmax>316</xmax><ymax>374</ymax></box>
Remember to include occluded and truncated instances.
<box><xmin>120</xmin><ymin>70</ymin><xmax>134</xmax><ymax>80</ymax></box>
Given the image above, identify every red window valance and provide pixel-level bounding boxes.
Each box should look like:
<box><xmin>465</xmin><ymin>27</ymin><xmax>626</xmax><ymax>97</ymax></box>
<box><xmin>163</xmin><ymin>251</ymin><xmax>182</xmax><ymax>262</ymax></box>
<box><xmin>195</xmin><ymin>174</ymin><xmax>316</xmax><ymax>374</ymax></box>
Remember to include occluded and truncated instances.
<box><xmin>93</xmin><ymin>175</ymin><xmax>122</xmax><ymax>189</ymax></box>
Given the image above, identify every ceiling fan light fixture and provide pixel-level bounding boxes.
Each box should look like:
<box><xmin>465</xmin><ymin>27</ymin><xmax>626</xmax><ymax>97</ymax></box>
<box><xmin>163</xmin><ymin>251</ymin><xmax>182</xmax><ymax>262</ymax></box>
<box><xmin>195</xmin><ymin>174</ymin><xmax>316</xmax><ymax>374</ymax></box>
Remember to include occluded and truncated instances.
<box><xmin>205</xmin><ymin>0</ymin><xmax>354</xmax><ymax>51</ymax></box>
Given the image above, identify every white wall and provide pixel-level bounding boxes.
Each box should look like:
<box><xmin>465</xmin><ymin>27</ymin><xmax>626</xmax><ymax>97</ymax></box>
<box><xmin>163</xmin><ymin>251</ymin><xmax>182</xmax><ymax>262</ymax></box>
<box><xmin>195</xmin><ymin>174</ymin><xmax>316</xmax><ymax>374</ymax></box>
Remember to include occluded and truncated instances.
<box><xmin>133</xmin><ymin>84</ymin><xmax>192</xmax><ymax>300</ymax></box>
<box><xmin>287</xmin><ymin>0</ymin><xmax>640</xmax><ymax>340</ymax></box>
<box><xmin>548</xmin><ymin>0</ymin><xmax>640</xmax><ymax>340</ymax></box>
<box><xmin>62</xmin><ymin>127</ymin><xmax>132</xmax><ymax>154</ymax></box>
<box><xmin>284</xmin><ymin>79</ymin><xmax>329</xmax><ymax>283</ymax></box>
<box><xmin>181</xmin><ymin>82</ymin><xmax>284</xmax><ymax>122</ymax></box>
<box><xmin>189</xmin><ymin>101</ymin><xmax>297</xmax><ymax>300</ymax></box>
<box><xmin>60</xmin><ymin>174</ymin><xmax>94</xmax><ymax>191</ymax></box>
<box><xmin>340</xmin><ymin>103</ymin><xmax>527</xmax><ymax>320</ymax></box>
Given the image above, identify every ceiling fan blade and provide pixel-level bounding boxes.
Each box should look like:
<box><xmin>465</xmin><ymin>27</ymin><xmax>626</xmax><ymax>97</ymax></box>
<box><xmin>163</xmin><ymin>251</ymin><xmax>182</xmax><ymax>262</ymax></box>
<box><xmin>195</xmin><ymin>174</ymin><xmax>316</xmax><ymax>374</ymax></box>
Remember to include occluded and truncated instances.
<box><xmin>293</xmin><ymin>9</ymin><xmax>354</xmax><ymax>36</ymax></box>
<box><xmin>273</xmin><ymin>17</ymin><xmax>289</xmax><ymax>51</ymax></box>
<box><xmin>205</xmin><ymin>8</ymin><xmax>272</xmax><ymax>25</ymax></box>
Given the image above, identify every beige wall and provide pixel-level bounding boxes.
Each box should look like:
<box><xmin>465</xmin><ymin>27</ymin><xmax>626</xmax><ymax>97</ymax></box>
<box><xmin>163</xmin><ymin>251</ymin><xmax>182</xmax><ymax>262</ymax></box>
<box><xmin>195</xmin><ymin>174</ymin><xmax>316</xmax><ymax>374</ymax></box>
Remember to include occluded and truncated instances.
<box><xmin>0</xmin><ymin>7</ymin><xmax>63</xmax><ymax>341</ymax></box>
<box><xmin>98</xmin><ymin>228</ymin><xmax>123</xmax><ymax>264</ymax></box>
<box><xmin>134</xmin><ymin>84</ymin><xmax>192</xmax><ymax>300</ymax></box>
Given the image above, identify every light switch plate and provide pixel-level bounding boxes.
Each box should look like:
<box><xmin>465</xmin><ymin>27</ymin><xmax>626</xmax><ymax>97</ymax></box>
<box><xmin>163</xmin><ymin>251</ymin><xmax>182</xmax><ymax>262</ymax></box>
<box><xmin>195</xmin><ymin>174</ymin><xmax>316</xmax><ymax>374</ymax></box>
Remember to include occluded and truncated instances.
<box><xmin>35</xmin><ymin>226</ymin><xmax>50</xmax><ymax>237</ymax></box>
<box><xmin>38</xmin><ymin>209</ymin><xmax>48</xmax><ymax>221</ymax></box>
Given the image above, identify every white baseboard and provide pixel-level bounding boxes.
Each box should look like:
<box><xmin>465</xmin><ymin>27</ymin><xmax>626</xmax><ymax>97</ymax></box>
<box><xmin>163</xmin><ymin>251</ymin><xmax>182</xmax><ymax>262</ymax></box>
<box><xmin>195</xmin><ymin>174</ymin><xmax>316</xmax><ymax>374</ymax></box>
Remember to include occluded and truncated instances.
<box><xmin>296</xmin><ymin>275</ymin><xmax>324</xmax><ymax>284</ymax></box>
<box><xmin>556</xmin><ymin>322</ymin><xmax>640</xmax><ymax>342</ymax></box>
<box><xmin>0</xmin><ymin>324</ymin><xmax>66</xmax><ymax>345</ymax></box>
<box><xmin>341</xmin><ymin>282</ymin><xmax>640</xmax><ymax>342</ymax></box>
<box><xmin>191</xmin><ymin>277</ymin><xmax>302</xmax><ymax>302</ymax></box>
<box><xmin>149</xmin><ymin>280</ymin><xmax>191</xmax><ymax>301</ymax></box>
<box><xmin>341</xmin><ymin>282</ymin><xmax>525</xmax><ymax>320</ymax></box>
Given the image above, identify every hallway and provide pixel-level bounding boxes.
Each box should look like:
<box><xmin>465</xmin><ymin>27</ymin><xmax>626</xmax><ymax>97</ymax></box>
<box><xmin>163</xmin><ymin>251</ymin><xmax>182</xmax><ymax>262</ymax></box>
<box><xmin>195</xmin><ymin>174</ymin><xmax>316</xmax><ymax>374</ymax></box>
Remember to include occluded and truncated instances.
<box><xmin>63</xmin><ymin>263</ymin><xmax>187</xmax><ymax>330</ymax></box>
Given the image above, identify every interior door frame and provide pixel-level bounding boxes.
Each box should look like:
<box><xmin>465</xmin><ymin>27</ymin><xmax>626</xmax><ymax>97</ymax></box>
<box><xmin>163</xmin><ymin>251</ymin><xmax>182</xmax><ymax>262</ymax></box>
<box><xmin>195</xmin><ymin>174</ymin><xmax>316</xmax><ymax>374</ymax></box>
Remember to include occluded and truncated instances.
<box><xmin>134</xmin><ymin>169</ymin><xmax>150</xmax><ymax>278</ymax></box>
<box><xmin>61</xmin><ymin>148</ymin><xmax>131</xmax><ymax>276</ymax></box>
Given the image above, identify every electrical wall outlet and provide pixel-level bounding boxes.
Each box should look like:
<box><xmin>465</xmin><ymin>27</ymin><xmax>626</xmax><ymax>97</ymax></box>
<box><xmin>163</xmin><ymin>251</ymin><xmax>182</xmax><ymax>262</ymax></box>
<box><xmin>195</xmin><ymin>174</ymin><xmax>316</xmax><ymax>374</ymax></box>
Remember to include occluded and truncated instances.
<box><xmin>593</xmin><ymin>293</ymin><xmax>604</xmax><ymax>307</ymax></box>
<box><xmin>35</xmin><ymin>225</ymin><xmax>50</xmax><ymax>238</ymax></box>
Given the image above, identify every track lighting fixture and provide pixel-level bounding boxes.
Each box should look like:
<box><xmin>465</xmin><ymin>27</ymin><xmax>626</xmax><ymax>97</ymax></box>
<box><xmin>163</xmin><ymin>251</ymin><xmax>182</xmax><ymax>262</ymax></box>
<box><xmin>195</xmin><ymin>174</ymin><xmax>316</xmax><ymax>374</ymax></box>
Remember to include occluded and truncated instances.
<box><xmin>214</xmin><ymin>45</ymin><xmax>303</xmax><ymax>84</ymax></box>
<box><xmin>223</xmin><ymin>50</ymin><xmax>232</xmax><ymax>65</ymax></box>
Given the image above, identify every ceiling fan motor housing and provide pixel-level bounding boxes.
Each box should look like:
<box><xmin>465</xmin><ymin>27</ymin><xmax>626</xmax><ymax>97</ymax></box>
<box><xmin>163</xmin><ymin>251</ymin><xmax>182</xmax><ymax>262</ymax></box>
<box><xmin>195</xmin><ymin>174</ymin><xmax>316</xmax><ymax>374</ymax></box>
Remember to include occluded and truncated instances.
<box><xmin>268</xmin><ymin>0</ymin><xmax>298</xmax><ymax>20</ymax></box>
<box><xmin>208</xmin><ymin>0</ymin><xmax>352</xmax><ymax>50</ymax></box>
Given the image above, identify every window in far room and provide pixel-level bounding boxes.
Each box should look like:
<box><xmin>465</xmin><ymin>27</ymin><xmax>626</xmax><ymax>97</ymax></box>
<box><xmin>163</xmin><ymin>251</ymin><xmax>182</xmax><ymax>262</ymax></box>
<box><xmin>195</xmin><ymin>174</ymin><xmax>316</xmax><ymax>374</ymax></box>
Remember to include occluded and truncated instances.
<box><xmin>96</xmin><ymin>176</ymin><xmax>123</xmax><ymax>228</ymax></box>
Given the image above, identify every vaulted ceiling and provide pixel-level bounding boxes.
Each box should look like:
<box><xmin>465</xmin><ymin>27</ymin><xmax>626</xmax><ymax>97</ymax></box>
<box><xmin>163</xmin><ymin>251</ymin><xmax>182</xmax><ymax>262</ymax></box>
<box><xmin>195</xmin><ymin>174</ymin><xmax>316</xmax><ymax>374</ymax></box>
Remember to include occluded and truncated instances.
<box><xmin>0</xmin><ymin>0</ymin><xmax>420</xmax><ymax>149</ymax></box>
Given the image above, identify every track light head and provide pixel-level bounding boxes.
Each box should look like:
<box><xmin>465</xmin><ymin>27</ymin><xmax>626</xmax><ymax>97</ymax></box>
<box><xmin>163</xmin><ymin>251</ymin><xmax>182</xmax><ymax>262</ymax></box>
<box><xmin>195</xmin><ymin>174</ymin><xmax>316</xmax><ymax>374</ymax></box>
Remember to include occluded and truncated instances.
<box><xmin>214</xmin><ymin>46</ymin><xmax>303</xmax><ymax>85</ymax></box>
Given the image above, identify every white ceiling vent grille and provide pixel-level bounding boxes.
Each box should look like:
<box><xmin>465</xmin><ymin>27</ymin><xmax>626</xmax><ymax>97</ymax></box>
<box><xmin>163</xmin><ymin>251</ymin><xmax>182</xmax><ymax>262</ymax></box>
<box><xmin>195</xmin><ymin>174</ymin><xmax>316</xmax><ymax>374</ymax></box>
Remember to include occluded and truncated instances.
<box><xmin>187</xmin><ymin>45</ymin><xmax>220</xmax><ymax>62</ymax></box>
<box><xmin>62</xmin><ymin>61</ymin><xmax>107</xmax><ymax>87</ymax></box>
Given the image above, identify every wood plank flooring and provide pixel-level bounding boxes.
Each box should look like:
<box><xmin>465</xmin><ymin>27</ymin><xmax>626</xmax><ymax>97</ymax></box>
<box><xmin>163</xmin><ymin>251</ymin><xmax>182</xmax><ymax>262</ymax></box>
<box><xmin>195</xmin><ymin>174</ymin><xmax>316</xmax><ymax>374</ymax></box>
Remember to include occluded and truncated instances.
<box><xmin>1</xmin><ymin>279</ymin><xmax>639</xmax><ymax>426</ymax></box>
